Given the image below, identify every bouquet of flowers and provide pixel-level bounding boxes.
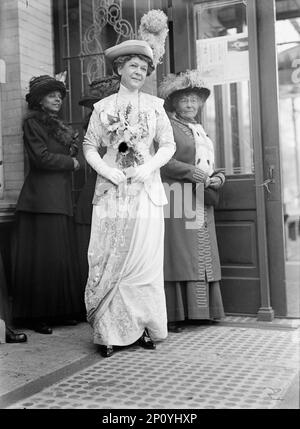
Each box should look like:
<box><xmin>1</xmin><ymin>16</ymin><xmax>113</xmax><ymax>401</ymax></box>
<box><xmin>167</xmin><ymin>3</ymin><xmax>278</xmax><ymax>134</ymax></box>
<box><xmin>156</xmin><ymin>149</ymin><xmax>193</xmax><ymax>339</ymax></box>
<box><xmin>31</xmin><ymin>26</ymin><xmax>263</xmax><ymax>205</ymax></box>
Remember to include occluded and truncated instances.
<box><xmin>101</xmin><ymin>103</ymin><xmax>148</xmax><ymax>170</ymax></box>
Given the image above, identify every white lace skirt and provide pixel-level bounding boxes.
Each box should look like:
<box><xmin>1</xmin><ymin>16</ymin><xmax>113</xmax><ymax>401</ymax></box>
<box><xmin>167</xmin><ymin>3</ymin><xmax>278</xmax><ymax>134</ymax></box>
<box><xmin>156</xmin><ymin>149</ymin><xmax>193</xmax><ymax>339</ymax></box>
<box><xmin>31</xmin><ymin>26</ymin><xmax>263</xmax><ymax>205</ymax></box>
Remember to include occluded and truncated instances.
<box><xmin>85</xmin><ymin>185</ymin><xmax>168</xmax><ymax>346</ymax></box>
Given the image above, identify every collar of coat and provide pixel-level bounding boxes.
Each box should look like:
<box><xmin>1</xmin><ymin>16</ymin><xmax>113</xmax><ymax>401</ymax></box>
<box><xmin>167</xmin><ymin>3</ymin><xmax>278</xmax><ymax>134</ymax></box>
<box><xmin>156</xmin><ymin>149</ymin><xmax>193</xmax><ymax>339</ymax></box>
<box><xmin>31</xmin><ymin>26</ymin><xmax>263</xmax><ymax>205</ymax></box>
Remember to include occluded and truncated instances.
<box><xmin>169</xmin><ymin>113</ymin><xmax>194</xmax><ymax>138</ymax></box>
<box><xmin>24</xmin><ymin>110</ymin><xmax>76</xmax><ymax>147</ymax></box>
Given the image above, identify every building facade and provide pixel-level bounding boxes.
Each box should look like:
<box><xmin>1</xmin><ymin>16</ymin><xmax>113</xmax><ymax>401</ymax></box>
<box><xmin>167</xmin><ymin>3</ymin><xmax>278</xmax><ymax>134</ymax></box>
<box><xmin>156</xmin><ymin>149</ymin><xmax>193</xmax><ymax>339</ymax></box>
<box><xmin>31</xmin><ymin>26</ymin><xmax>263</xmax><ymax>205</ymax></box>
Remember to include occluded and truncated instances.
<box><xmin>0</xmin><ymin>0</ymin><xmax>299</xmax><ymax>320</ymax></box>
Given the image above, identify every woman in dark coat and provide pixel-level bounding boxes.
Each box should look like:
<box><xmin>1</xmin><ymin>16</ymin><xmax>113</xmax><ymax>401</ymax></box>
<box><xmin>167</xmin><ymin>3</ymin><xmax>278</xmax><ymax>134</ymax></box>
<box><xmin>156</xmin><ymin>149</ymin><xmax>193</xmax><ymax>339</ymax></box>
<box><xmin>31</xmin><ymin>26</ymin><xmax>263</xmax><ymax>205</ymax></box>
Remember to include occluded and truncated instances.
<box><xmin>159</xmin><ymin>70</ymin><xmax>225</xmax><ymax>332</ymax></box>
<box><xmin>12</xmin><ymin>75</ymin><xmax>85</xmax><ymax>334</ymax></box>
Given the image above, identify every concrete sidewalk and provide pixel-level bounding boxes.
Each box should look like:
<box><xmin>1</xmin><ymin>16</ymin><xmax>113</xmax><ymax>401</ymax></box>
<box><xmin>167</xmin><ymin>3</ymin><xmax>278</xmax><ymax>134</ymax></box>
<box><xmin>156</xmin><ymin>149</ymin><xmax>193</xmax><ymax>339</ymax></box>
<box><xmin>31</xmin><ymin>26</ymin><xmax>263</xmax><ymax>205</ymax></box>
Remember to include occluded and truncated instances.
<box><xmin>1</xmin><ymin>318</ymin><xmax>299</xmax><ymax>409</ymax></box>
<box><xmin>0</xmin><ymin>323</ymin><xmax>98</xmax><ymax>408</ymax></box>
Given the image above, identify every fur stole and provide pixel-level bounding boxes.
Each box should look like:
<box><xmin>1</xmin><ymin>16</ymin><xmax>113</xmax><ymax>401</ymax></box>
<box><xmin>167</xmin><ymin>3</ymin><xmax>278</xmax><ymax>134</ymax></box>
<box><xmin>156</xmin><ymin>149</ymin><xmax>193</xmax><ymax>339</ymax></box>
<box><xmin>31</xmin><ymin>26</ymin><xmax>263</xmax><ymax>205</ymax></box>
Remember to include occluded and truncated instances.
<box><xmin>25</xmin><ymin>110</ymin><xmax>79</xmax><ymax>155</ymax></box>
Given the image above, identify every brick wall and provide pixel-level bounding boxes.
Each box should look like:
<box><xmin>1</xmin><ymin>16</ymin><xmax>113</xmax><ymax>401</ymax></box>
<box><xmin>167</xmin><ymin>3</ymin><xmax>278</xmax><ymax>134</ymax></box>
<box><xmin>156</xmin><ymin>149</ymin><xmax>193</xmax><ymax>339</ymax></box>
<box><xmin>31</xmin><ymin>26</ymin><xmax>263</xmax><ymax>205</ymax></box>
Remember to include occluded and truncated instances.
<box><xmin>0</xmin><ymin>0</ymin><xmax>54</xmax><ymax>204</ymax></box>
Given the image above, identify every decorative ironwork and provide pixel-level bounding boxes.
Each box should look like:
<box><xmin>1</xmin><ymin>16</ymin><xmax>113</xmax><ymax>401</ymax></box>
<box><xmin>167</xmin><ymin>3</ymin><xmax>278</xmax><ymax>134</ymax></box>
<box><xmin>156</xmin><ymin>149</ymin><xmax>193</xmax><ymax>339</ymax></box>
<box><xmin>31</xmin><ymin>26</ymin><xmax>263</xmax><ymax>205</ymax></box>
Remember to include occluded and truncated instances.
<box><xmin>54</xmin><ymin>0</ymin><xmax>146</xmax><ymax>193</ymax></box>
<box><xmin>81</xmin><ymin>0</ymin><xmax>135</xmax><ymax>83</ymax></box>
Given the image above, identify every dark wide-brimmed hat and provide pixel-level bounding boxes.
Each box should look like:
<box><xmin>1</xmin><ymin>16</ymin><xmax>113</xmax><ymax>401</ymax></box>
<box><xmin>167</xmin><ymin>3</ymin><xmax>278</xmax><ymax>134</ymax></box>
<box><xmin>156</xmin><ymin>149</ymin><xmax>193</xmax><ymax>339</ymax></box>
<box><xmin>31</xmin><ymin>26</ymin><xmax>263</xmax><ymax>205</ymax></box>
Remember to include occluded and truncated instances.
<box><xmin>25</xmin><ymin>75</ymin><xmax>66</xmax><ymax>110</ymax></box>
<box><xmin>78</xmin><ymin>75</ymin><xmax>120</xmax><ymax>109</ymax></box>
<box><xmin>158</xmin><ymin>70</ymin><xmax>211</xmax><ymax>112</ymax></box>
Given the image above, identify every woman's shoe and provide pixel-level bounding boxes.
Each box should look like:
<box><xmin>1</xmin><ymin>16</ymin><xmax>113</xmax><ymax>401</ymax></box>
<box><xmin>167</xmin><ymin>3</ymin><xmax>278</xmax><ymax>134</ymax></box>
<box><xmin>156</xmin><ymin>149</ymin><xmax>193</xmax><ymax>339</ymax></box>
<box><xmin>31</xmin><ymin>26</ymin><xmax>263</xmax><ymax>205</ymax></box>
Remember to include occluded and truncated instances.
<box><xmin>168</xmin><ymin>322</ymin><xmax>183</xmax><ymax>333</ymax></box>
<box><xmin>99</xmin><ymin>345</ymin><xmax>114</xmax><ymax>358</ymax></box>
<box><xmin>137</xmin><ymin>329</ymin><xmax>156</xmax><ymax>350</ymax></box>
<box><xmin>34</xmin><ymin>323</ymin><xmax>52</xmax><ymax>334</ymax></box>
<box><xmin>5</xmin><ymin>327</ymin><xmax>27</xmax><ymax>343</ymax></box>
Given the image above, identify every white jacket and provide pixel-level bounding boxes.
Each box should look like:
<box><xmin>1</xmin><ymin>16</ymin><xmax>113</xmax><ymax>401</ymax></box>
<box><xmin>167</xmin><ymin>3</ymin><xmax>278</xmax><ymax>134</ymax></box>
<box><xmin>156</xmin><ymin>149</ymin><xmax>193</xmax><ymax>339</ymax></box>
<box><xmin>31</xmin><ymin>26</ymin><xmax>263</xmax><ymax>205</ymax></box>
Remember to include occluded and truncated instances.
<box><xmin>83</xmin><ymin>89</ymin><xmax>176</xmax><ymax>206</ymax></box>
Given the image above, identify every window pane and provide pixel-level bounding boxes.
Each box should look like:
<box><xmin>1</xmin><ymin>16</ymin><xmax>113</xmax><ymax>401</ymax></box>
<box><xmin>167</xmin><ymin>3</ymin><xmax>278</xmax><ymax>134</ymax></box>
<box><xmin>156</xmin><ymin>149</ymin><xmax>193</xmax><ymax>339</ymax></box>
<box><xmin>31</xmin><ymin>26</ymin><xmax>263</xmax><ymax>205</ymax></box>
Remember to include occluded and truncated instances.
<box><xmin>194</xmin><ymin>0</ymin><xmax>253</xmax><ymax>175</ymax></box>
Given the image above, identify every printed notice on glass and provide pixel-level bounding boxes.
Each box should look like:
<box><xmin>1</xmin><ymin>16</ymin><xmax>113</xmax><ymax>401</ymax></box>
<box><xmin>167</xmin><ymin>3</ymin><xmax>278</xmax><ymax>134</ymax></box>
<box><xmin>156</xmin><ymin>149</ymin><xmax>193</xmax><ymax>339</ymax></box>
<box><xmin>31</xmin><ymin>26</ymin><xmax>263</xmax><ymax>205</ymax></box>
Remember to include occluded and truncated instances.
<box><xmin>196</xmin><ymin>32</ymin><xmax>249</xmax><ymax>85</ymax></box>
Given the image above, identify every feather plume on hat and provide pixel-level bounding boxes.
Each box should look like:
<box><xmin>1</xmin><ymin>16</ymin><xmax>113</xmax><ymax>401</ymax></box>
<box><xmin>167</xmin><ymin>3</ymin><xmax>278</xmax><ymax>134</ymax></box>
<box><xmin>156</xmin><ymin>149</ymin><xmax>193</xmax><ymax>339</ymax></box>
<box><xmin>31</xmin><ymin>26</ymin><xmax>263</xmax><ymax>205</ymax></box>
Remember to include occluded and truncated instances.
<box><xmin>104</xmin><ymin>9</ymin><xmax>168</xmax><ymax>72</ymax></box>
<box><xmin>159</xmin><ymin>69</ymin><xmax>211</xmax><ymax>111</ymax></box>
<box><xmin>138</xmin><ymin>9</ymin><xmax>169</xmax><ymax>68</ymax></box>
<box><xmin>55</xmin><ymin>70</ymin><xmax>67</xmax><ymax>84</ymax></box>
<box><xmin>159</xmin><ymin>69</ymin><xmax>210</xmax><ymax>100</ymax></box>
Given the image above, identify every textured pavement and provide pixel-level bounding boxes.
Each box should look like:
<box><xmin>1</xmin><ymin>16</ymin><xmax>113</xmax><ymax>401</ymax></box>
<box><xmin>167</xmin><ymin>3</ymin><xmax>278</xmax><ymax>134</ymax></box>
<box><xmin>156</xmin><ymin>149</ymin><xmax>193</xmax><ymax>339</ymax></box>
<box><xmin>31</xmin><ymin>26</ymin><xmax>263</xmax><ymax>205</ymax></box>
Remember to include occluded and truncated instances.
<box><xmin>1</xmin><ymin>319</ymin><xmax>299</xmax><ymax>409</ymax></box>
<box><xmin>0</xmin><ymin>323</ymin><xmax>96</xmax><ymax>407</ymax></box>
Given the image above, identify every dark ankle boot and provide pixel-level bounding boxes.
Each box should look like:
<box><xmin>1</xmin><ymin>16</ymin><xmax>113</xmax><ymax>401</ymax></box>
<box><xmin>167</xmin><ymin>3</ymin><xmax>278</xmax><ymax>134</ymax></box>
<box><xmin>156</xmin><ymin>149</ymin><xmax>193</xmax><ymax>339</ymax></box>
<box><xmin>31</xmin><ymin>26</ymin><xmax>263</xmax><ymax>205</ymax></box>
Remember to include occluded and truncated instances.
<box><xmin>5</xmin><ymin>327</ymin><xmax>27</xmax><ymax>343</ymax></box>
<box><xmin>34</xmin><ymin>322</ymin><xmax>52</xmax><ymax>334</ymax></box>
<box><xmin>137</xmin><ymin>329</ymin><xmax>156</xmax><ymax>349</ymax></box>
<box><xmin>168</xmin><ymin>322</ymin><xmax>183</xmax><ymax>333</ymax></box>
<box><xmin>99</xmin><ymin>345</ymin><xmax>114</xmax><ymax>358</ymax></box>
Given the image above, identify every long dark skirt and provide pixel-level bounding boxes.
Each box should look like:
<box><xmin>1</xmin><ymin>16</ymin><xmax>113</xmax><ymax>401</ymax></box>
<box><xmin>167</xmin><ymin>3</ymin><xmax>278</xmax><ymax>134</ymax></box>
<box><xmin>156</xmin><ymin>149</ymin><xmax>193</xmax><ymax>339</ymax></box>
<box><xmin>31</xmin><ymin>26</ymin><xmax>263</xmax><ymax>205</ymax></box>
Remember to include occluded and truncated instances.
<box><xmin>74</xmin><ymin>170</ymin><xmax>95</xmax><ymax>289</ymax></box>
<box><xmin>164</xmin><ymin>280</ymin><xmax>225</xmax><ymax>322</ymax></box>
<box><xmin>12</xmin><ymin>211</ymin><xmax>85</xmax><ymax>322</ymax></box>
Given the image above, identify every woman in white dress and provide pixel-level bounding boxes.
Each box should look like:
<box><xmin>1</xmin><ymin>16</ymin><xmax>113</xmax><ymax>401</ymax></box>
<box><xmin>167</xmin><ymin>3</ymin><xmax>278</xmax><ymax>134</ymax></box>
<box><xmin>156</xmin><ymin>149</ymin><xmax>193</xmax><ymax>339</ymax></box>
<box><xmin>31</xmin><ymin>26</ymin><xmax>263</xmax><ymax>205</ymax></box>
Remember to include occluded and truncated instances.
<box><xmin>83</xmin><ymin>38</ymin><xmax>175</xmax><ymax>357</ymax></box>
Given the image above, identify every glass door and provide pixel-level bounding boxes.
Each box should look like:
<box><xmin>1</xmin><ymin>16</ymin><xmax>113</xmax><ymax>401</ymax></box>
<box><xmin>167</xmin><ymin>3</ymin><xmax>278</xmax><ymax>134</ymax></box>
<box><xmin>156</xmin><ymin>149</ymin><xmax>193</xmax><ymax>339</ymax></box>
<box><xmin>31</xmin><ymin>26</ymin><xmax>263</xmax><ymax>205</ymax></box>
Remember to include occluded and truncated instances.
<box><xmin>194</xmin><ymin>0</ymin><xmax>253</xmax><ymax>176</ymax></box>
<box><xmin>276</xmin><ymin>0</ymin><xmax>300</xmax><ymax>317</ymax></box>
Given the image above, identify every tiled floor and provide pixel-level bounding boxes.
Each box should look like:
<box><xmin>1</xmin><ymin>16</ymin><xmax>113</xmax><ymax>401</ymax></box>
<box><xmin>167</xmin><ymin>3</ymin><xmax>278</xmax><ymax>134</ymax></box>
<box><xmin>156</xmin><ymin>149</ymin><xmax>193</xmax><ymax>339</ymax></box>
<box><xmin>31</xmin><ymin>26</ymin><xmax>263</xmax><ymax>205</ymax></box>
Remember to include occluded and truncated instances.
<box><xmin>7</xmin><ymin>325</ymin><xmax>300</xmax><ymax>409</ymax></box>
<box><xmin>220</xmin><ymin>316</ymin><xmax>300</xmax><ymax>328</ymax></box>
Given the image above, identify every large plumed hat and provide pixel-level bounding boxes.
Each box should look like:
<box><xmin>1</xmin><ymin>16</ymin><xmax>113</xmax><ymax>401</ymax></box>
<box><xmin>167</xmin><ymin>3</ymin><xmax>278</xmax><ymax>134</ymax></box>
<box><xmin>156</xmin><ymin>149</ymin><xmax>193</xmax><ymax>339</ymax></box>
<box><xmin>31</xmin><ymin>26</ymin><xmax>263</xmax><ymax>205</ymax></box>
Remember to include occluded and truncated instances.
<box><xmin>159</xmin><ymin>70</ymin><xmax>211</xmax><ymax>111</ymax></box>
<box><xmin>78</xmin><ymin>75</ymin><xmax>120</xmax><ymax>109</ymax></box>
<box><xmin>25</xmin><ymin>75</ymin><xmax>67</xmax><ymax>110</ymax></box>
<box><xmin>104</xmin><ymin>9</ymin><xmax>168</xmax><ymax>71</ymax></box>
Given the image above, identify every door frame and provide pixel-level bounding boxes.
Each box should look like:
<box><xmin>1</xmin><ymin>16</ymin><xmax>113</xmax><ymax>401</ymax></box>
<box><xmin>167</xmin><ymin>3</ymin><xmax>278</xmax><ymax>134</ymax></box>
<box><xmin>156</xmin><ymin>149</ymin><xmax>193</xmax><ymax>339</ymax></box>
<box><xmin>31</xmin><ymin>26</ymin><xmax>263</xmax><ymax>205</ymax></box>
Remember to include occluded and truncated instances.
<box><xmin>251</xmin><ymin>0</ymin><xmax>287</xmax><ymax>317</ymax></box>
<box><xmin>247</xmin><ymin>0</ymin><xmax>276</xmax><ymax>319</ymax></box>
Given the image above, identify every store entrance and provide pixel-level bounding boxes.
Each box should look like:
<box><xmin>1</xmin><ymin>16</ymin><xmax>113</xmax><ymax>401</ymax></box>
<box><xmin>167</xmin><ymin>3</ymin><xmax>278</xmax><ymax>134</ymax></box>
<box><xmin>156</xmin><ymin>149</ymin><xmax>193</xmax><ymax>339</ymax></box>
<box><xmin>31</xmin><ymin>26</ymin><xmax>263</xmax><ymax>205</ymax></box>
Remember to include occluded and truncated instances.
<box><xmin>170</xmin><ymin>0</ymin><xmax>288</xmax><ymax>317</ymax></box>
<box><xmin>276</xmin><ymin>0</ymin><xmax>300</xmax><ymax>317</ymax></box>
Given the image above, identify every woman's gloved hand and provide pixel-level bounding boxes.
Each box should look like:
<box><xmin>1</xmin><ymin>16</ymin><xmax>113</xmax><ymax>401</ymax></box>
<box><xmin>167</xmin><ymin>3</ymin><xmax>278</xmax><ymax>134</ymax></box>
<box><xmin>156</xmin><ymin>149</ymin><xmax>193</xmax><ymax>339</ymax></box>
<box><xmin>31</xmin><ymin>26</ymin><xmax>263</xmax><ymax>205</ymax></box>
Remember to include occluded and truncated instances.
<box><xmin>209</xmin><ymin>176</ymin><xmax>223</xmax><ymax>190</ymax></box>
<box><xmin>83</xmin><ymin>146</ymin><xmax>126</xmax><ymax>185</ymax></box>
<box><xmin>104</xmin><ymin>167</ymin><xmax>126</xmax><ymax>185</ymax></box>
